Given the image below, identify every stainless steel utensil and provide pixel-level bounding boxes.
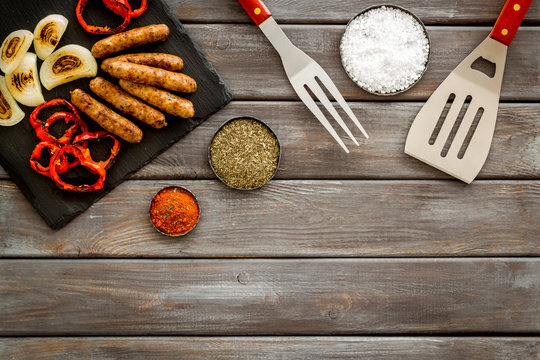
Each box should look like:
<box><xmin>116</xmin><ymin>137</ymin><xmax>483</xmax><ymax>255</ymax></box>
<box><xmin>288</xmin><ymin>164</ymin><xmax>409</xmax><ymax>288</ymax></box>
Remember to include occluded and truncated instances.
<box><xmin>405</xmin><ymin>0</ymin><xmax>532</xmax><ymax>183</ymax></box>
<box><xmin>238</xmin><ymin>0</ymin><xmax>369</xmax><ymax>153</ymax></box>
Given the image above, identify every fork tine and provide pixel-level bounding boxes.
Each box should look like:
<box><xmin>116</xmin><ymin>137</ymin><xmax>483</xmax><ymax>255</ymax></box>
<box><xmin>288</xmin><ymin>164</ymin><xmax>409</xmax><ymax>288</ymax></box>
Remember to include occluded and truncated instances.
<box><xmin>305</xmin><ymin>79</ymin><xmax>359</xmax><ymax>146</ymax></box>
<box><xmin>315</xmin><ymin>71</ymin><xmax>369</xmax><ymax>139</ymax></box>
<box><xmin>292</xmin><ymin>83</ymin><xmax>350</xmax><ymax>153</ymax></box>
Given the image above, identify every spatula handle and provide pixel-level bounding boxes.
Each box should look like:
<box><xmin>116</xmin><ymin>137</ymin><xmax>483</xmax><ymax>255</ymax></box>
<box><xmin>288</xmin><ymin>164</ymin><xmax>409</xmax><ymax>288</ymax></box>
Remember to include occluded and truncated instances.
<box><xmin>237</xmin><ymin>0</ymin><xmax>272</xmax><ymax>26</ymax></box>
<box><xmin>490</xmin><ymin>0</ymin><xmax>532</xmax><ymax>46</ymax></box>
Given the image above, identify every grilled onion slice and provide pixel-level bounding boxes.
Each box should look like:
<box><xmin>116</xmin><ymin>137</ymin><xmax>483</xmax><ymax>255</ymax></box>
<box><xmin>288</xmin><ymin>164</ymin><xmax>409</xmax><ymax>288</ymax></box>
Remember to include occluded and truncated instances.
<box><xmin>34</xmin><ymin>14</ymin><xmax>69</xmax><ymax>60</ymax></box>
<box><xmin>40</xmin><ymin>44</ymin><xmax>97</xmax><ymax>90</ymax></box>
<box><xmin>0</xmin><ymin>75</ymin><xmax>24</xmax><ymax>126</ymax></box>
<box><xmin>0</xmin><ymin>30</ymin><xmax>33</xmax><ymax>74</ymax></box>
<box><xmin>6</xmin><ymin>52</ymin><xmax>45</xmax><ymax>107</ymax></box>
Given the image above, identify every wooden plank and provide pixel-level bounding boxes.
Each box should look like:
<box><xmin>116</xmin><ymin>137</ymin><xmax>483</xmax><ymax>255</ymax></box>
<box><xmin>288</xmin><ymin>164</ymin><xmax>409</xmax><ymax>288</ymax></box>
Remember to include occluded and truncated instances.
<box><xmin>168</xmin><ymin>0</ymin><xmax>540</xmax><ymax>24</ymax></box>
<box><xmin>128</xmin><ymin>102</ymin><xmax>540</xmax><ymax>180</ymax></box>
<box><xmin>0</xmin><ymin>180</ymin><xmax>538</xmax><ymax>257</ymax></box>
<box><xmin>2</xmin><ymin>102</ymin><xmax>537</xmax><ymax>180</ymax></box>
<box><xmin>184</xmin><ymin>25</ymin><xmax>539</xmax><ymax>101</ymax></box>
<box><xmin>0</xmin><ymin>259</ymin><xmax>538</xmax><ymax>335</ymax></box>
<box><xmin>1</xmin><ymin>337</ymin><xmax>539</xmax><ymax>359</ymax></box>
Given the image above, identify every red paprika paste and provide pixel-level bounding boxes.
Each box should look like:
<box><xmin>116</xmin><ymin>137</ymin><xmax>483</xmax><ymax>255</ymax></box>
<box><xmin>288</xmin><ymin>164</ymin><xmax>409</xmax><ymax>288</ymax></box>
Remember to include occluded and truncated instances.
<box><xmin>149</xmin><ymin>186</ymin><xmax>200</xmax><ymax>236</ymax></box>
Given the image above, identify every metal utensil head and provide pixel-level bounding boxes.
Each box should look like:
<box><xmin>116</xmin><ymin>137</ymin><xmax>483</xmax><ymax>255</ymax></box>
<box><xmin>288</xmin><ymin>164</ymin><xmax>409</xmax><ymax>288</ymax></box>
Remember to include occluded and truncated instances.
<box><xmin>405</xmin><ymin>37</ymin><xmax>508</xmax><ymax>183</ymax></box>
<box><xmin>259</xmin><ymin>17</ymin><xmax>369</xmax><ymax>153</ymax></box>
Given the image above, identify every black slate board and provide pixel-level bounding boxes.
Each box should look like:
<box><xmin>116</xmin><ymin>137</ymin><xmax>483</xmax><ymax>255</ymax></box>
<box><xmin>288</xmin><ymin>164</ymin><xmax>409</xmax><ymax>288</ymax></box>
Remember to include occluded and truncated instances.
<box><xmin>0</xmin><ymin>0</ymin><xmax>232</xmax><ymax>229</ymax></box>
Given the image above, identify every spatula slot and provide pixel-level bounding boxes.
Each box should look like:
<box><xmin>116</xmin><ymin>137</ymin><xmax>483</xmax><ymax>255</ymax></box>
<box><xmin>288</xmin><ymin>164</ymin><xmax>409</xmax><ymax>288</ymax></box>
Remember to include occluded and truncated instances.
<box><xmin>457</xmin><ymin>107</ymin><xmax>484</xmax><ymax>159</ymax></box>
<box><xmin>471</xmin><ymin>57</ymin><xmax>496</xmax><ymax>78</ymax></box>
<box><xmin>429</xmin><ymin>93</ymin><xmax>455</xmax><ymax>145</ymax></box>
<box><xmin>440</xmin><ymin>95</ymin><xmax>472</xmax><ymax>157</ymax></box>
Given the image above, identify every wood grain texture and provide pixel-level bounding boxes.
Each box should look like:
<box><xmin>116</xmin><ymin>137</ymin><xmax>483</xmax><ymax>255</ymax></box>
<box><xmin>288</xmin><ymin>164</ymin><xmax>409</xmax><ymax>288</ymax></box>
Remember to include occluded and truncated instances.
<box><xmin>0</xmin><ymin>180</ymin><xmax>538</xmax><ymax>257</ymax></box>
<box><xmin>2</xmin><ymin>102</ymin><xmax>537</xmax><ymax>180</ymax></box>
<box><xmin>168</xmin><ymin>0</ymin><xmax>540</xmax><ymax>24</ymax></box>
<box><xmin>127</xmin><ymin>102</ymin><xmax>540</xmax><ymax>180</ymax></box>
<box><xmin>0</xmin><ymin>0</ymin><xmax>537</xmax><ymax>349</ymax></box>
<box><xmin>0</xmin><ymin>259</ymin><xmax>538</xmax><ymax>335</ymax></box>
<box><xmin>185</xmin><ymin>25</ymin><xmax>539</xmax><ymax>101</ymax></box>
<box><xmin>1</xmin><ymin>337</ymin><xmax>539</xmax><ymax>359</ymax></box>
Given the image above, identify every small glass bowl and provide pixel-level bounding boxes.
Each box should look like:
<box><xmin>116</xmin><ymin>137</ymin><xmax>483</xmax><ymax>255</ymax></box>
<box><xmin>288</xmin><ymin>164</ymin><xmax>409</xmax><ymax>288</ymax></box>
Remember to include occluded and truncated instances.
<box><xmin>340</xmin><ymin>4</ymin><xmax>431</xmax><ymax>96</ymax></box>
<box><xmin>208</xmin><ymin>116</ymin><xmax>281</xmax><ymax>191</ymax></box>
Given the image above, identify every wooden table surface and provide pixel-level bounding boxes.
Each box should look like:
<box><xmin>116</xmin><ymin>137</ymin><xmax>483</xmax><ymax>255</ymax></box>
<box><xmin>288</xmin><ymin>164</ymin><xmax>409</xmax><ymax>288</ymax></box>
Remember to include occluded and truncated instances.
<box><xmin>1</xmin><ymin>0</ymin><xmax>539</xmax><ymax>358</ymax></box>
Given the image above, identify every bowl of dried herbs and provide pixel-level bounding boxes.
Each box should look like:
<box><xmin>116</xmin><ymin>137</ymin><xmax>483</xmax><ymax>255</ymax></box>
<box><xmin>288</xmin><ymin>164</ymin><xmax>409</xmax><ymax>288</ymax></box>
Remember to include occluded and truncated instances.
<box><xmin>209</xmin><ymin>117</ymin><xmax>281</xmax><ymax>190</ymax></box>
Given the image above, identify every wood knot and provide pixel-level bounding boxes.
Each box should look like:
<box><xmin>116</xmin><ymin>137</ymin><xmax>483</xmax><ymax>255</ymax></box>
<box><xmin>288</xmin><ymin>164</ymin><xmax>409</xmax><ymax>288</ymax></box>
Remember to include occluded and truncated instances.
<box><xmin>215</xmin><ymin>35</ymin><xmax>231</xmax><ymax>50</ymax></box>
<box><xmin>328</xmin><ymin>308</ymin><xmax>340</xmax><ymax>319</ymax></box>
<box><xmin>237</xmin><ymin>271</ymin><xmax>250</xmax><ymax>285</ymax></box>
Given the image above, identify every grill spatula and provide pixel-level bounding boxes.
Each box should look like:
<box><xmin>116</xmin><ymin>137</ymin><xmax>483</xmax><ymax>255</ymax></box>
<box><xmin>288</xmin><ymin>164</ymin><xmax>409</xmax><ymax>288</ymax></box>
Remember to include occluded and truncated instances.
<box><xmin>405</xmin><ymin>0</ymin><xmax>532</xmax><ymax>183</ymax></box>
<box><xmin>237</xmin><ymin>0</ymin><xmax>369</xmax><ymax>153</ymax></box>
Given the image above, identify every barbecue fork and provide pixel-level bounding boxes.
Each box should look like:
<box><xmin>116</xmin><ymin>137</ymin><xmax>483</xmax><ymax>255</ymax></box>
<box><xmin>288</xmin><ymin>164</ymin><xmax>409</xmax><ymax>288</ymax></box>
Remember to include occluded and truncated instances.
<box><xmin>238</xmin><ymin>0</ymin><xmax>369</xmax><ymax>153</ymax></box>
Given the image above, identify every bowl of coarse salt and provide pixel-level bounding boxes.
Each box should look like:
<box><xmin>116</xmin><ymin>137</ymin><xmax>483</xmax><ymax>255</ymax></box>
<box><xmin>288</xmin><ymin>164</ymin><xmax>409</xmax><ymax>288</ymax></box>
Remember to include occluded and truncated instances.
<box><xmin>340</xmin><ymin>5</ymin><xmax>430</xmax><ymax>95</ymax></box>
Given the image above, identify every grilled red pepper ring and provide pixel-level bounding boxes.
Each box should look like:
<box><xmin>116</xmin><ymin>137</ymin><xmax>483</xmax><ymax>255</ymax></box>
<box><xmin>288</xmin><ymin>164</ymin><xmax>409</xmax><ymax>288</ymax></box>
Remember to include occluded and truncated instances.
<box><xmin>103</xmin><ymin>0</ymin><xmax>147</xmax><ymax>17</ymax></box>
<box><xmin>73</xmin><ymin>131</ymin><xmax>121</xmax><ymax>170</ymax></box>
<box><xmin>29</xmin><ymin>98</ymin><xmax>80</xmax><ymax>130</ymax></box>
<box><xmin>103</xmin><ymin>0</ymin><xmax>131</xmax><ymax>16</ymax></box>
<box><xmin>30</xmin><ymin>141</ymin><xmax>83</xmax><ymax>177</ymax></box>
<box><xmin>29</xmin><ymin>141</ymin><xmax>64</xmax><ymax>176</ymax></box>
<box><xmin>129</xmin><ymin>0</ymin><xmax>147</xmax><ymax>17</ymax></box>
<box><xmin>49</xmin><ymin>145</ymin><xmax>107</xmax><ymax>192</ymax></box>
<box><xmin>36</xmin><ymin>112</ymin><xmax>88</xmax><ymax>144</ymax></box>
<box><xmin>76</xmin><ymin>0</ymin><xmax>131</xmax><ymax>35</ymax></box>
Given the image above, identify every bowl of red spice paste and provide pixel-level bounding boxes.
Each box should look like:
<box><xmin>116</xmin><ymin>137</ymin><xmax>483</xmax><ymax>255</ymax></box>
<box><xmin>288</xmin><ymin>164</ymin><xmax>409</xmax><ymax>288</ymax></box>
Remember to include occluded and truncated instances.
<box><xmin>149</xmin><ymin>186</ymin><xmax>200</xmax><ymax>237</ymax></box>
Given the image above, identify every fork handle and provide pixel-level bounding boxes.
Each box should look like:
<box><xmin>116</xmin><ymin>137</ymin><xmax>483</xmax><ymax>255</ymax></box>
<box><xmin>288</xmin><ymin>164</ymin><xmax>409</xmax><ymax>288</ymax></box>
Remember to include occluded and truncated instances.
<box><xmin>490</xmin><ymin>0</ymin><xmax>532</xmax><ymax>46</ymax></box>
<box><xmin>237</xmin><ymin>0</ymin><xmax>272</xmax><ymax>26</ymax></box>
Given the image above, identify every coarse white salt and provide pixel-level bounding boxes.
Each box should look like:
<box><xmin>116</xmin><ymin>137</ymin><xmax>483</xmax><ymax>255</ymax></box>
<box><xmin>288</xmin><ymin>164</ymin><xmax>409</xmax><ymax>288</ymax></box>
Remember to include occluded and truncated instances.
<box><xmin>340</xmin><ymin>6</ymin><xmax>430</xmax><ymax>94</ymax></box>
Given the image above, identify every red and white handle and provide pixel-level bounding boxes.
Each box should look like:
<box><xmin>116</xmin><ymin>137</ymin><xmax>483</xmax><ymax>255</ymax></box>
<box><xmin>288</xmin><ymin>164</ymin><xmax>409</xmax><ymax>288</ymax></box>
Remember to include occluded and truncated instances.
<box><xmin>237</xmin><ymin>0</ymin><xmax>272</xmax><ymax>26</ymax></box>
<box><xmin>490</xmin><ymin>0</ymin><xmax>532</xmax><ymax>46</ymax></box>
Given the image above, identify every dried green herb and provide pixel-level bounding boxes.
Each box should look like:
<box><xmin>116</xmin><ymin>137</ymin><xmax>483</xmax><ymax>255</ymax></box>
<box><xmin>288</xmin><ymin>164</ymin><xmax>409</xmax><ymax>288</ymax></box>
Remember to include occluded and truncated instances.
<box><xmin>210</xmin><ymin>118</ymin><xmax>280</xmax><ymax>189</ymax></box>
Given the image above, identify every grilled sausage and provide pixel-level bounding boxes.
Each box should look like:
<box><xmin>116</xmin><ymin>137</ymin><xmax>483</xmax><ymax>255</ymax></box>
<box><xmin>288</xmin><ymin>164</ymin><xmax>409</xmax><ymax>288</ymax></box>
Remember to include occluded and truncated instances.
<box><xmin>119</xmin><ymin>80</ymin><xmax>195</xmax><ymax>119</ymax></box>
<box><xmin>104</xmin><ymin>53</ymin><xmax>183</xmax><ymax>72</ymax></box>
<box><xmin>91</xmin><ymin>24</ymin><xmax>170</xmax><ymax>59</ymax></box>
<box><xmin>70</xmin><ymin>88</ymin><xmax>143</xmax><ymax>143</ymax></box>
<box><xmin>102</xmin><ymin>60</ymin><xmax>197</xmax><ymax>93</ymax></box>
<box><xmin>89</xmin><ymin>77</ymin><xmax>167</xmax><ymax>129</ymax></box>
